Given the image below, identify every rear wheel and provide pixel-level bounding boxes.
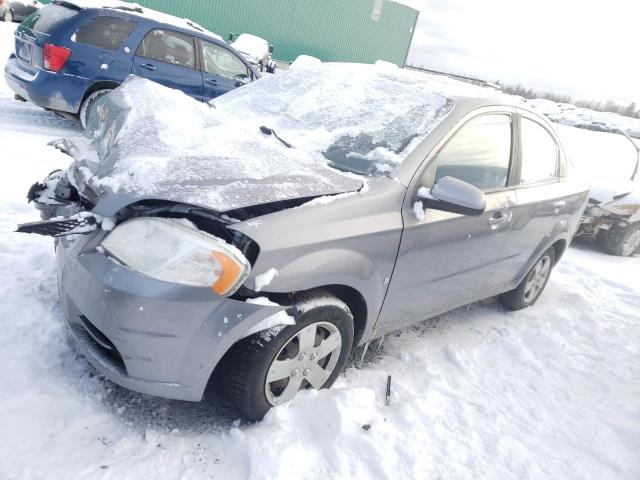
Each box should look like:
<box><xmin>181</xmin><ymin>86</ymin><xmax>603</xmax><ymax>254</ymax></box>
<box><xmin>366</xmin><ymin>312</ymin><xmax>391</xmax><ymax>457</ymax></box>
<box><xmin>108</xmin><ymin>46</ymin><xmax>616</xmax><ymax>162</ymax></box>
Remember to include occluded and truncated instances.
<box><xmin>3</xmin><ymin>9</ymin><xmax>13</xmax><ymax>22</ymax></box>
<box><xmin>499</xmin><ymin>247</ymin><xmax>556</xmax><ymax>311</ymax></box>
<box><xmin>219</xmin><ymin>292</ymin><xmax>354</xmax><ymax>421</ymax></box>
<box><xmin>79</xmin><ymin>89</ymin><xmax>111</xmax><ymax>129</ymax></box>
<box><xmin>599</xmin><ymin>223</ymin><xmax>640</xmax><ymax>257</ymax></box>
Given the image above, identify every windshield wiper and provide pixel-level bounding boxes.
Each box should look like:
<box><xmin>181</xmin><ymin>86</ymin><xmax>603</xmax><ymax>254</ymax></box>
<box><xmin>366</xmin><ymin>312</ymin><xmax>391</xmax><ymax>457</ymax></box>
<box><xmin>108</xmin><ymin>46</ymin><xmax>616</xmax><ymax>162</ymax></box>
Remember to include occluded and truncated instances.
<box><xmin>260</xmin><ymin>126</ymin><xmax>293</xmax><ymax>149</ymax></box>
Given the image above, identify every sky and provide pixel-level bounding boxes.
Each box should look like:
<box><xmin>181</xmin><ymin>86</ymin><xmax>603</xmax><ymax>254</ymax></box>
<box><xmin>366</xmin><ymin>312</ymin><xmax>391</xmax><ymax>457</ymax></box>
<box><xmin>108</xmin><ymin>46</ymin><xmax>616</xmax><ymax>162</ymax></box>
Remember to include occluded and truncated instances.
<box><xmin>401</xmin><ymin>0</ymin><xmax>639</xmax><ymax>106</ymax></box>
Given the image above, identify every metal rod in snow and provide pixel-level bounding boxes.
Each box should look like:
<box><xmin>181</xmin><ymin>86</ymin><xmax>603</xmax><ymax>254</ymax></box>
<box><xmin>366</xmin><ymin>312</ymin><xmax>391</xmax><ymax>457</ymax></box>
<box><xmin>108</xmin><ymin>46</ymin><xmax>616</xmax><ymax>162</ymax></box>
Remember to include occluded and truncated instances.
<box><xmin>385</xmin><ymin>375</ymin><xmax>391</xmax><ymax>406</ymax></box>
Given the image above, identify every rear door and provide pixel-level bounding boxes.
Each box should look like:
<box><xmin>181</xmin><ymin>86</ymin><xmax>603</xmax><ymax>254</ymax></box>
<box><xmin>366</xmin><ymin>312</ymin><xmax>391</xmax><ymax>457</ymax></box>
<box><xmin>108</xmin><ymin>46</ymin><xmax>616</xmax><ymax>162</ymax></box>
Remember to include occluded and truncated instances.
<box><xmin>132</xmin><ymin>28</ymin><xmax>203</xmax><ymax>101</ymax></box>
<box><xmin>495</xmin><ymin>112</ymin><xmax>570</xmax><ymax>285</ymax></box>
<box><xmin>200</xmin><ymin>39</ymin><xmax>253</xmax><ymax>101</ymax></box>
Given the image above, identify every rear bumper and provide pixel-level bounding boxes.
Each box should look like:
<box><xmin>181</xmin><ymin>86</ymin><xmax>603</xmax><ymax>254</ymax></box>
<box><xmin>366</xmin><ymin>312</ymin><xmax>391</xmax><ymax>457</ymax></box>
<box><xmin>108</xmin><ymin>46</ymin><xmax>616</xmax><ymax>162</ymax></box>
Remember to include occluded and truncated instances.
<box><xmin>57</xmin><ymin>231</ymin><xmax>284</xmax><ymax>401</ymax></box>
<box><xmin>4</xmin><ymin>54</ymin><xmax>88</xmax><ymax>114</ymax></box>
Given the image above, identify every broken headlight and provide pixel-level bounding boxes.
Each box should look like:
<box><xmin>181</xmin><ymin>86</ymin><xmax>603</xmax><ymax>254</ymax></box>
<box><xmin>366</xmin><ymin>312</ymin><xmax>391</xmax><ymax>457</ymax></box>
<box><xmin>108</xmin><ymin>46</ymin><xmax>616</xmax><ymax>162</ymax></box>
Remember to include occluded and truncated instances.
<box><xmin>101</xmin><ymin>217</ymin><xmax>251</xmax><ymax>296</ymax></box>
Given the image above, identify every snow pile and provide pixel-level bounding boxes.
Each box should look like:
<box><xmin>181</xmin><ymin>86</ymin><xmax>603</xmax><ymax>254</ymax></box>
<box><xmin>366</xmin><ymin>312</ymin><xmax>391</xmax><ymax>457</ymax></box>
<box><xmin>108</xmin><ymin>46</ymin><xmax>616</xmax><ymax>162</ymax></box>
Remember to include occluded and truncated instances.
<box><xmin>523</xmin><ymin>97</ymin><xmax>640</xmax><ymax>137</ymax></box>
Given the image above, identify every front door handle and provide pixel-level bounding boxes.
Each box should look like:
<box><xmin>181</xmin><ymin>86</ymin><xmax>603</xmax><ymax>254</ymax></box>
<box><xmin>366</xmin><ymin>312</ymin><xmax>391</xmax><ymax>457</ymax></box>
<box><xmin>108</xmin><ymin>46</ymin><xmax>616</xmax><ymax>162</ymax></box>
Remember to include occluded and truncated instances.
<box><xmin>140</xmin><ymin>63</ymin><xmax>156</xmax><ymax>71</ymax></box>
<box><xmin>553</xmin><ymin>200</ymin><xmax>567</xmax><ymax>213</ymax></box>
<box><xmin>488</xmin><ymin>211</ymin><xmax>512</xmax><ymax>230</ymax></box>
<box><xmin>206</xmin><ymin>78</ymin><xmax>219</xmax><ymax>86</ymax></box>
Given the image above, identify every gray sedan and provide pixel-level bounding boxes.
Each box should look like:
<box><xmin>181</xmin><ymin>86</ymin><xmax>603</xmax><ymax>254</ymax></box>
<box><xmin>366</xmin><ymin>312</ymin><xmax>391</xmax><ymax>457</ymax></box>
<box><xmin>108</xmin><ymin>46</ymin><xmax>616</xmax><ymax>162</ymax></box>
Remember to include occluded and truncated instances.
<box><xmin>21</xmin><ymin>63</ymin><xmax>589</xmax><ymax>420</ymax></box>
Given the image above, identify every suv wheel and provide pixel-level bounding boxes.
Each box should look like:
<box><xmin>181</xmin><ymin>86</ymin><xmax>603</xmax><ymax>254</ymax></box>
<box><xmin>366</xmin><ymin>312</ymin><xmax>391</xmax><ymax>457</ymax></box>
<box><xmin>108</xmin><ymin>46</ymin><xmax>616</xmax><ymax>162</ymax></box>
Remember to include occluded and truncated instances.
<box><xmin>219</xmin><ymin>292</ymin><xmax>354</xmax><ymax>421</ymax></box>
<box><xmin>79</xmin><ymin>89</ymin><xmax>112</xmax><ymax>129</ymax></box>
<box><xmin>499</xmin><ymin>247</ymin><xmax>556</xmax><ymax>311</ymax></box>
<box><xmin>599</xmin><ymin>223</ymin><xmax>640</xmax><ymax>257</ymax></box>
<box><xmin>3</xmin><ymin>9</ymin><xmax>13</xmax><ymax>22</ymax></box>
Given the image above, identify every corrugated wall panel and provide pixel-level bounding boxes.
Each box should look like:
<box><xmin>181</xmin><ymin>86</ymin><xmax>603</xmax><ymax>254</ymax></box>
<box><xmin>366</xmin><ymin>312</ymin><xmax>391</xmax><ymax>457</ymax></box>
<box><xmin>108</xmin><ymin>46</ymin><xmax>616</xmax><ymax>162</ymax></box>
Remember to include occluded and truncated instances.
<box><xmin>133</xmin><ymin>0</ymin><xmax>418</xmax><ymax>65</ymax></box>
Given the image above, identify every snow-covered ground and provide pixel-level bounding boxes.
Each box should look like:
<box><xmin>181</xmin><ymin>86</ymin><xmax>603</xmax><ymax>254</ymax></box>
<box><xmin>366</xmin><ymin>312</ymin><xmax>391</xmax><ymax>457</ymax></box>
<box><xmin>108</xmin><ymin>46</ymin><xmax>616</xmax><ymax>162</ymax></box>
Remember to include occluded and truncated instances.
<box><xmin>1</xmin><ymin>21</ymin><xmax>639</xmax><ymax>480</ymax></box>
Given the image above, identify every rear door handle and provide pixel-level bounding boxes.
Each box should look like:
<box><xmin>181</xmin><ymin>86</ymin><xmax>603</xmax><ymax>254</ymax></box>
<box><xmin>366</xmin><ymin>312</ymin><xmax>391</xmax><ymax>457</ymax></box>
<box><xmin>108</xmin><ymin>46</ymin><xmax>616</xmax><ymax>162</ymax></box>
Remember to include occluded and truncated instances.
<box><xmin>488</xmin><ymin>211</ymin><xmax>512</xmax><ymax>229</ymax></box>
<box><xmin>553</xmin><ymin>200</ymin><xmax>567</xmax><ymax>213</ymax></box>
<box><xmin>140</xmin><ymin>63</ymin><xmax>156</xmax><ymax>71</ymax></box>
<box><xmin>206</xmin><ymin>78</ymin><xmax>219</xmax><ymax>86</ymax></box>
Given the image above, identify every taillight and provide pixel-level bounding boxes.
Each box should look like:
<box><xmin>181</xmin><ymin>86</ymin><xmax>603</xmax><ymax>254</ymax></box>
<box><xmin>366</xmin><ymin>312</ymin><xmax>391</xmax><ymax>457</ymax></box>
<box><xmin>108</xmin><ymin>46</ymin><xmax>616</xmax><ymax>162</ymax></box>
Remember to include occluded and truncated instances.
<box><xmin>43</xmin><ymin>44</ymin><xmax>71</xmax><ymax>72</ymax></box>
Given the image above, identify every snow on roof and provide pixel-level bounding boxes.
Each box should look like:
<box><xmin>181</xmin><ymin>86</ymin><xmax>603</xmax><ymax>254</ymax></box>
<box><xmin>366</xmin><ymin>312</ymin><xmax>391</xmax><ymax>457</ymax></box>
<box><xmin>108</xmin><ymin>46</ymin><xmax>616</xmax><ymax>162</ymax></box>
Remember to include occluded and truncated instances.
<box><xmin>65</xmin><ymin>60</ymin><xmax>469</xmax><ymax>211</ymax></box>
<box><xmin>231</xmin><ymin>34</ymin><xmax>269</xmax><ymax>58</ymax></box>
<box><xmin>54</xmin><ymin>0</ymin><xmax>223</xmax><ymax>40</ymax></box>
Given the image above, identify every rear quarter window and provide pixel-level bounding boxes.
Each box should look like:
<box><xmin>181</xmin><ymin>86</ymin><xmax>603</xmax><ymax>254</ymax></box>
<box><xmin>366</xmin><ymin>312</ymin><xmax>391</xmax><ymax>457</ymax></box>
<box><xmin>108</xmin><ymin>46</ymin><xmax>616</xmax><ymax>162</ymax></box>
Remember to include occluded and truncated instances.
<box><xmin>21</xmin><ymin>5</ymin><xmax>77</xmax><ymax>34</ymax></box>
<box><xmin>73</xmin><ymin>17</ymin><xmax>136</xmax><ymax>50</ymax></box>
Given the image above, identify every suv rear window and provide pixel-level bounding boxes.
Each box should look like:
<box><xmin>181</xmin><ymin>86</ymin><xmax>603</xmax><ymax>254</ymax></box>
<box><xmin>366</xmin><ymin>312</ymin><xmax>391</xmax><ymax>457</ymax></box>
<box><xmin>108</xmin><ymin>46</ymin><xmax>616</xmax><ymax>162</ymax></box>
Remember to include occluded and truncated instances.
<box><xmin>21</xmin><ymin>5</ymin><xmax>77</xmax><ymax>34</ymax></box>
<box><xmin>74</xmin><ymin>17</ymin><xmax>136</xmax><ymax>50</ymax></box>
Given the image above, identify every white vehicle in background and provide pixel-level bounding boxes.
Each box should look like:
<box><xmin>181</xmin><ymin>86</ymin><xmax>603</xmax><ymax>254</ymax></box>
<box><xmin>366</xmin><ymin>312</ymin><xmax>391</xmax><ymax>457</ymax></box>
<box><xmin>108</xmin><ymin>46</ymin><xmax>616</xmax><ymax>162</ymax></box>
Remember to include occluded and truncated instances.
<box><xmin>574</xmin><ymin>129</ymin><xmax>640</xmax><ymax>256</ymax></box>
<box><xmin>230</xmin><ymin>33</ymin><xmax>276</xmax><ymax>73</ymax></box>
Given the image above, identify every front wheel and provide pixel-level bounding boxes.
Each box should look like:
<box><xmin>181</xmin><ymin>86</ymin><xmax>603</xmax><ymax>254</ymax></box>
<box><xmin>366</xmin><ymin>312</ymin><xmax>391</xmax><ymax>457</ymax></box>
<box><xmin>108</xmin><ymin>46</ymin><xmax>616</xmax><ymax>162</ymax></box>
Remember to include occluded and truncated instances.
<box><xmin>220</xmin><ymin>292</ymin><xmax>354</xmax><ymax>421</ymax></box>
<box><xmin>3</xmin><ymin>9</ymin><xmax>13</xmax><ymax>22</ymax></box>
<box><xmin>599</xmin><ymin>223</ymin><xmax>640</xmax><ymax>257</ymax></box>
<box><xmin>499</xmin><ymin>247</ymin><xmax>556</xmax><ymax>311</ymax></box>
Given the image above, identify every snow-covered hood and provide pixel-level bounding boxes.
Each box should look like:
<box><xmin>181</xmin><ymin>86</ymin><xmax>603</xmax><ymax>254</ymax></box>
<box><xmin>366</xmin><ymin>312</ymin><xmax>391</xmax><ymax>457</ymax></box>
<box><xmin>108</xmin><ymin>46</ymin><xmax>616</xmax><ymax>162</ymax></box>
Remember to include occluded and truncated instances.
<box><xmin>61</xmin><ymin>76</ymin><xmax>364</xmax><ymax>212</ymax></box>
<box><xmin>57</xmin><ymin>62</ymin><xmax>455</xmax><ymax>213</ymax></box>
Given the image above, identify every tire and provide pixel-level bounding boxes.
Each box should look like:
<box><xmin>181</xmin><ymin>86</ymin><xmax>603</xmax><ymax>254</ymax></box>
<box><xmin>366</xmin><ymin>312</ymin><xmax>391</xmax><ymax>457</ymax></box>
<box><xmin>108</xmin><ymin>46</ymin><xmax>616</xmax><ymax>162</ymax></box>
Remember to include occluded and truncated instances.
<box><xmin>219</xmin><ymin>292</ymin><xmax>354</xmax><ymax>421</ymax></box>
<box><xmin>499</xmin><ymin>247</ymin><xmax>556</xmax><ymax>311</ymax></box>
<box><xmin>598</xmin><ymin>223</ymin><xmax>640</xmax><ymax>257</ymax></box>
<box><xmin>79</xmin><ymin>89</ymin><xmax>111</xmax><ymax>129</ymax></box>
<box><xmin>3</xmin><ymin>9</ymin><xmax>13</xmax><ymax>22</ymax></box>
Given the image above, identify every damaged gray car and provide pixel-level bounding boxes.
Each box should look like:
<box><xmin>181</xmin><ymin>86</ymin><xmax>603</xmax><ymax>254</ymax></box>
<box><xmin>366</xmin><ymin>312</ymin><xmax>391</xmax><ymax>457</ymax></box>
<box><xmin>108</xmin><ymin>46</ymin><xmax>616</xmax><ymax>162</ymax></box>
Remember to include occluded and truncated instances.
<box><xmin>20</xmin><ymin>62</ymin><xmax>589</xmax><ymax>420</ymax></box>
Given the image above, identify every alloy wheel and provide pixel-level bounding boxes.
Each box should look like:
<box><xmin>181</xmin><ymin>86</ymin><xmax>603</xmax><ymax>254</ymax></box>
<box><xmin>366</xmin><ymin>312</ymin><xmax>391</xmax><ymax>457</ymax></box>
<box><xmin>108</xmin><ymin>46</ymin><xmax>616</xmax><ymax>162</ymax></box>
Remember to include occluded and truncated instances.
<box><xmin>524</xmin><ymin>255</ymin><xmax>552</xmax><ymax>303</ymax></box>
<box><xmin>264</xmin><ymin>321</ymin><xmax>342</xmax><ymax>406</ymax></box>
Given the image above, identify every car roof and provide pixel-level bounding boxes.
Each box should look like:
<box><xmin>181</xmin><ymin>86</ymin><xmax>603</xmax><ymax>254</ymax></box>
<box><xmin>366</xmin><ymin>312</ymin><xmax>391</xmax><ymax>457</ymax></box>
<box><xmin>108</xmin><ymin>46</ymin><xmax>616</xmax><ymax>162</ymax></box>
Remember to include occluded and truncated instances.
<box><xmin>52</xmin><ymin>0</ymin><xmax>224</xmax><ymax>42</ymax></box>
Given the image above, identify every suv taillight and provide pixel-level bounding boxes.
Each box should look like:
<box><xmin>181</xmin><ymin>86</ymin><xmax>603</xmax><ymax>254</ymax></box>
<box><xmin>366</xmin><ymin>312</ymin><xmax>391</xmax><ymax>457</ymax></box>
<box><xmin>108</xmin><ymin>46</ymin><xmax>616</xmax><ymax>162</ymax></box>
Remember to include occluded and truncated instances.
<box><xmin>43</xmin><ymin>44</ymin><xmax>71</xmax><ymax>72</ymax></box>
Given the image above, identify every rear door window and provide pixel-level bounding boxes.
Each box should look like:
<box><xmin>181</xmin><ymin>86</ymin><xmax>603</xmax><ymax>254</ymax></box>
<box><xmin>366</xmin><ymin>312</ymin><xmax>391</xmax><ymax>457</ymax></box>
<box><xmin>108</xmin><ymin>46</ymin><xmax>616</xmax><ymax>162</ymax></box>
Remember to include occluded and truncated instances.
<box><xmin>21</xmin><ymin>5</ymin><xmax>77</xmax><ymax>34</ymax></box>
<box><xmin>519</xmin><ymin>118</ymin><xmax>559</xmax><ymax>184</ymax></box>
<box><xmin>136</xmin><ymin>29</ymin><xmax>196</xmax><ymax>69</ymax></box>
<box><xmin>202</xmin><ymin>41</ymin><xmax>250</xmax><ymax>79</ymax></box>
<box><xmin>433</xmin><ymin>114</ymin><xmax>513</xmax><ymax>191</ymax></box>
<box><xmin>73</xmin><ymin>17</ymin><xmax>136</xmax><ymax>51</ymax></box>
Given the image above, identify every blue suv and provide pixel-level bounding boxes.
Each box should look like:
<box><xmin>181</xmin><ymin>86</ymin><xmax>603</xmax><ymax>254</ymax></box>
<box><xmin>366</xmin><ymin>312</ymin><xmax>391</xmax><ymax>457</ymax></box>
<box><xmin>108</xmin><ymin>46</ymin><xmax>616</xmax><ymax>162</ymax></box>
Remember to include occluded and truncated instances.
<box><xmin>4</xmin><ymin>1</ymin><xmax>260</xmax><ymax>126</ymax></box>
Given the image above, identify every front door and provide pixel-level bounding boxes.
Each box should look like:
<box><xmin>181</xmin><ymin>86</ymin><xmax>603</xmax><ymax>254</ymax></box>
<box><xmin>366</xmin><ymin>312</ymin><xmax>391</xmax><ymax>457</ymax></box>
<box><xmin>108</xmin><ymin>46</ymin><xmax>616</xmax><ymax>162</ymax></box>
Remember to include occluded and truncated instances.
<box><xmin>200</xmin><ymin>39</ymin><xmax>253</xmax><ymax>101</ymax></box>
<box><xmin>378</xmin><ymin>112</ymin><xmax>517</xmax><ymax>329</ymax></box>
<box><xmin>132</xmin><ymin>28</ymin><xmax>203</xmax><ymax>101</ymax></box>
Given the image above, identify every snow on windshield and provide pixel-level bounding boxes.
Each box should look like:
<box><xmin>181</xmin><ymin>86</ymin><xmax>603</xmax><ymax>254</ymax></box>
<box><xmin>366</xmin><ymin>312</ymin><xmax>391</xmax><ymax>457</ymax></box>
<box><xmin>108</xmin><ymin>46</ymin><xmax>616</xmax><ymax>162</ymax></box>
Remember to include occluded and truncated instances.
<box><xmin>212</xmin><ymin>61</ymin><xmax>454</xmax><ymax>175</ymax></box>
<box><xmin>66</xmin><ymin>60</ymin><xmax>457</xmax><ymax>210</ymax></box>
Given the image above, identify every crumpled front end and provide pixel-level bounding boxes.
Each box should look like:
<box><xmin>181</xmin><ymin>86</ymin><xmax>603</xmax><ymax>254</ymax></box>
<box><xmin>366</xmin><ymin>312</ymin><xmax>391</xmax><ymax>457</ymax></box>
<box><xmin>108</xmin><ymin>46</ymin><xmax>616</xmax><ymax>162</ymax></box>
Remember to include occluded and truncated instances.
<box><xmin>19</xmin><ymin>170</ymin><xmax>289</xmax><ymax>402</ymax></box>
<box><xmin>578</xmin><ymin>191</ymin><xmax>640</xmax><ymax>239</ymax></box>
<box><xmin>55</xmin><ymin>228</ymin><xmax>286</xmax><ymax>401</ymax></box>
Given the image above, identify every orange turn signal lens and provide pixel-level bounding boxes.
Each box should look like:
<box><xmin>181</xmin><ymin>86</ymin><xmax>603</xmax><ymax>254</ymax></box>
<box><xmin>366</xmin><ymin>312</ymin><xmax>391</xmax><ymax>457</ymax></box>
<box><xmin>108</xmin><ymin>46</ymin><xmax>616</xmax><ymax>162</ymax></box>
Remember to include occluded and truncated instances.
<box><xmin>211</xmin><ymin>251</ymin><xmax>243</xmax><ymax>296</ymax></box>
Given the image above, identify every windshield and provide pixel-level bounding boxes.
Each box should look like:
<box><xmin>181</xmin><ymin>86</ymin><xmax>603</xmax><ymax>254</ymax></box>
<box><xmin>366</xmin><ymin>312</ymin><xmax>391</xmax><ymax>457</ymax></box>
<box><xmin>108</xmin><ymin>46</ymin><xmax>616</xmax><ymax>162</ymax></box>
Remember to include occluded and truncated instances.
<box><xmin>212</xmin><ymin>61</ymin><xmax>454</xmax><ymax>175</ymax></box>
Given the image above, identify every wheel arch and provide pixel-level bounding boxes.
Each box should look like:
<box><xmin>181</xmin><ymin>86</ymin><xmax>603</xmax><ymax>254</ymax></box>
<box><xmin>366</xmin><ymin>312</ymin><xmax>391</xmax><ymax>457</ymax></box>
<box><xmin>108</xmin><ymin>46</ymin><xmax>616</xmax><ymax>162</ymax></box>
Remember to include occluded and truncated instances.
<box><xmin>80</xmin><ymin>80</ymin><xmax>120</xmax><ymax>109</ymax></box>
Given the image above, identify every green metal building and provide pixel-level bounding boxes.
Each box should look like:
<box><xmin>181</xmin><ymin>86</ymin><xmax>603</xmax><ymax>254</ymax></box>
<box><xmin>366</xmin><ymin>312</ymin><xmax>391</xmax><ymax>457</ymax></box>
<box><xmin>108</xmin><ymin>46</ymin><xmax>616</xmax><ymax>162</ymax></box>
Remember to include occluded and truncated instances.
<box><xmin>135</xmin><ymin>0</ymin><xmax>419</xmax><ymax>66</ymax></box>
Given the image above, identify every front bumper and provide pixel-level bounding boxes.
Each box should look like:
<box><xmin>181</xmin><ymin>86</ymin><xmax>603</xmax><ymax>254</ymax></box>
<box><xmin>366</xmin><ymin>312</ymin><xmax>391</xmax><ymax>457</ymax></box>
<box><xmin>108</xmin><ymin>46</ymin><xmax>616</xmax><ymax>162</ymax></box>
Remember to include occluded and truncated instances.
<box><xmin>57</xmin><ymin>231</ymin><xmax>283</xmax><ymax>401</ymax></box>
<box><xmin>4</xmin><ymin>54</ymin><xmax>89</xmax><ymax>114</ymax></box>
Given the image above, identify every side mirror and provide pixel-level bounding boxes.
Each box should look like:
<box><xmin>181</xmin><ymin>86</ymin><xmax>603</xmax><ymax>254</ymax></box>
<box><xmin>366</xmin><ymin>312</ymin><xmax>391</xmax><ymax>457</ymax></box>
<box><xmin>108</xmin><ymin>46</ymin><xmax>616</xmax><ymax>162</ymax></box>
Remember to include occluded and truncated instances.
<box><xmin>419</xmin><ymin>176</ymin><xmax>486</xmax><ymax>216</ymax></box>
<box><xmin>268</xmin><ymin>44</ymin><xmax>274</xmax><ymax>54</ymax></box>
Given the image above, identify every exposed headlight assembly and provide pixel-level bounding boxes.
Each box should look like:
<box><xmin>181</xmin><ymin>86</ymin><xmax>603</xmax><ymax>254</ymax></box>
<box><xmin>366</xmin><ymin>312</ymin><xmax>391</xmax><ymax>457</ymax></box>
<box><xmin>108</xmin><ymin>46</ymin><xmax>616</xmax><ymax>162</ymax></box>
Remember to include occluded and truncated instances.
<box><xmin>101</xmin><ymin>217</ymin><xmax>251</xmax><ymax>296</ymax></box>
